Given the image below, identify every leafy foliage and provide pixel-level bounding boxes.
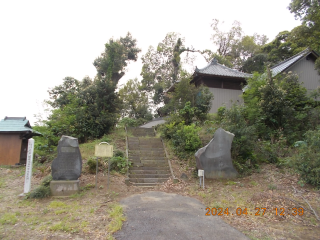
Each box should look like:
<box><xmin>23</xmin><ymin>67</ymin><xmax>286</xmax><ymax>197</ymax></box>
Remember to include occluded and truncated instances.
<box><xmin>288</xmin><ymin>0</ymin><xmax>320</xmax><ymax>52</ymax></box>
<box><xmin>161</xmin><ymin>121</ymin><xmax>201</xmax><ymax>159</ymax></box>
<box><xmin>243</xmin><ymin>70</ymin><xmax>313</xmax><ymax>143</ymax></box>
<box><xmin>93</xmin><ymin>32</ymin><xmax>141</xmax><ymax>83</ymax></box>
<box><xmin>294</xmin><ymin>129</ymin><xmax>320</xmax><ymax>188</ymax></box>
<box><xmin>41</xmin><ymin>33</ymin><xmax>140</xmax><ymax>144</ymax></box>
<box><xmin>220</xmin><ymin>104</ymin><xmax>258</xmax><ymax>173</ymax></box>
<box><xmin>118</xmin><ymin>78</ymin><xmax>152</xmax><ymax>122</ymax></box>
<box><xmin>26</xmin><ymin>175</ymin><xmax>52</xmax><ymax>199</ymax></box>
<box><xmin>109</xmin><ymin>156</ymin><xmax>131</xmax><ymax>174</ymax></box>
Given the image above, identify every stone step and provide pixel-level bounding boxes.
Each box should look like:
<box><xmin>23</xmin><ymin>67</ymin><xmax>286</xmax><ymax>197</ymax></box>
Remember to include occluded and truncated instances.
<box><xmin>129</xmin><ymin>170</ymin><xmax>170</xmax><ymax>174</ymax></box>
<box><xmin>129</xmin><ymin>153</ymin><xmax>165</xmax><ymax>157</ymax></box>
<box><xmin>129</xmin><ymin>174</ymin><xmax>171</xmax><ymax>178</ymax></box>
<box><xmin>131</xmin><ymin>133</ymin><xmax>155</xmax><ymax>137</ymax></box>
<box><xmin>129</xmin><ymin>157</ymin><xmax>167</xmax><ymax>161</ymax></box>
<box><xmin>129</xmin><ymin>178</ymin><xmax>168</xmax><ymax>183</ymax></box>
<box><xmin>132</xmin><ymin>162</ymin><xmax>169</xmax><ymax>167</ymax></box>
<box><xmin>132</xmin><ymin>183</ymin><xmax>161</xmax><ymax>187</ymax></box>
<box><xmin>128</xmin><ymin>145</ymin><xmax>163</xmax><ymax>149</ymax></box>
<box><xmin>141</xmin><ymin>160</ymin><xmax>167</xmax><ymax>164</ymax></box>
<box><xmin>139</xmin><ymin>140</ymin><xmax>162</xmax><ymax>143</ymax></box>
<box><xmin>129</xmin><ymin>149</ymin><xmax>165</xmax><ymax>153</ymax></box>
<box><xmin>130</xmin><ymin>166</ymin><xmax>170</xmax><ymax>171</ymax></box>
<box><xmin>128</xmin><ymin>147</ymin><xmax>164</xmax><ymax>151</ymax></box>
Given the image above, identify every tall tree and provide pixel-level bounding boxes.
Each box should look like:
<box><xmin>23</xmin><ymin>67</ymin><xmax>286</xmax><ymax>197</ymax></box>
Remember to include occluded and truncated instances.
<box><xmin>210</xmin><ymin>19</ymin><xmax>268</xmax><ymax>70</ymax></box>
<box><xmin>45</xmin><ymin>33</ymin><xmax>140</xmax><ymax>143</ymax></box>
<box><xmin>140</xmin><ymin>33</ymin><xmax>191</xmax><ymax>106</ymax></box>
<box><xmin>93</xmin><ymin>32</ymin><xmax>141</xmax><ymax>84</ymax></box>
<box><xmin>118</xmin><ymin>78</ymin><xmax>152</xmax><ymax>120</ymax></box>
<box><xmin>288</xmin><ymin>0</ymin><xmax>320</xmax><ymax>51</ymax></box>
<box><xmin>210</xmin><ymin>19</ymin><xmax>242</xmax><ymax>57</ymax></box>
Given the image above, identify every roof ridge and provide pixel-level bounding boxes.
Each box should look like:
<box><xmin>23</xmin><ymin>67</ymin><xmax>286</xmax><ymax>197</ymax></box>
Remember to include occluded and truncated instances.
<box><xmin>197</xmin><ymin>58</ymin><xmax>252</xmax><ymax>77</ymax></box>
<box><xmin>271</xmin><ymin>48</ymin><xmax>310</xmax><ymax>69</ymax></box>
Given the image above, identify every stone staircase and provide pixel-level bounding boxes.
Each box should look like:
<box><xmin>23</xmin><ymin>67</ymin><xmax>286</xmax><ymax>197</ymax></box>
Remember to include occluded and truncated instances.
<box><xmin>127</xmin><ymin>128</ymin><xmax>171</xmax><ymax>187</ymax></box>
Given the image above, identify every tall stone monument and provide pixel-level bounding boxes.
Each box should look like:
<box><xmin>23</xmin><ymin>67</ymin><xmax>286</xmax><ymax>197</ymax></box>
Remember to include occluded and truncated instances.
<box><xmin>195</xmin><ymin>128</ymin><xmax>238</xmax><ymax>179</ymax></box>
<box><xmin>50</xmin><ymin>136</ymin><xmax>82</xmax><ymax>196</ymax></box>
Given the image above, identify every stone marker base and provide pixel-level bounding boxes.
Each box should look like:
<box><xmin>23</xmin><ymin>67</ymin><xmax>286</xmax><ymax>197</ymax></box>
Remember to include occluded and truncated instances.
<box><xmin>50</xmin><ymin>180</ymin><xmax>80</xmax><ymax>196</ymax></box>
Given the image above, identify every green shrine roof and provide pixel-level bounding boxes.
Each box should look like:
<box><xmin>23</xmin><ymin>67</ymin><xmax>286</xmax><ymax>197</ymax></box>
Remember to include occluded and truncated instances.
<box><xmin>0</xmin><ymin>117</ymin><xmax>41</xmax><ymax>135</ymax></box>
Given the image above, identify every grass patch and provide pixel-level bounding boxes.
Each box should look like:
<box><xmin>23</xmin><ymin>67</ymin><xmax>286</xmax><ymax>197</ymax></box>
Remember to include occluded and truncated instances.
<box><xmin>268</xmin><ymin>184</ymin><xmax>277</xmax><ymax>190</ymax></box>
<box><xmin>0</xmin><ymin>179</ymin><xmax>5</xmax><ymax>188</ymax></box>
<box><xmin>250</xmin><ymin>181</ymin><xmax>258</xmax><ymax>186</ymax></box>
<box><xmin>49</xmin><ymin>221</ymin><xmax>76</xmax><ymax>232</ymax></box>
<box><xmin>198</xmin><ymin>191</ymin><xmax>207</xmax><ymax>199</ymax></box>
<box><xmin>0</xmin><ymin>213</ymin><xmax>18</xmax><ymax>225</ymax></box>
<box><xmin>225</xmin><ymin>181</ymin><xmax>237</xmax><ymax>185</ymax></box>
<box><xmin>107</xmin><ymin>204</ymin><xmax>126</xmax><ymax>233</ymax></box>
<box><xmin>49</xmin><ymin>201</ymin><xmax>67</xmax><ymax>208</ymax></box>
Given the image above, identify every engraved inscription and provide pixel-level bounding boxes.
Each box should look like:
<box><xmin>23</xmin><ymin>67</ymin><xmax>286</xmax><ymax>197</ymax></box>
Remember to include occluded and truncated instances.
<box><xmin>61</xmin><ymin>147</ymin><xmax>76</xmax><ymax>153</ymax></box>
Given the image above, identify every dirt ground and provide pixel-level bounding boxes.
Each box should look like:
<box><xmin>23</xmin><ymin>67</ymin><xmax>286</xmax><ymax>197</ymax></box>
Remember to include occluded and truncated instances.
<box><xmin>0</xmin><ymin>158</ymin><xmax>320</xmax><ymax>240</ymax></box>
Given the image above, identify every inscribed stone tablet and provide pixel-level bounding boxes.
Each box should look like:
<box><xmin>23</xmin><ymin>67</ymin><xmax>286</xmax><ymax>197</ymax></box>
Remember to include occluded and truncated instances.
<box><xmin>95</xmin><ymin>145</ymin><xmax>113</xmax><ymax>157</ymax></box>
<box><xmin>195</xmin><ymin>128</ymin><xmax>238</xmax><ymax>179</ymax></box>
<box><xmin>51</xmin><ymin>136</ymin><xmax>82</xmax><ymax>180</ymax></box>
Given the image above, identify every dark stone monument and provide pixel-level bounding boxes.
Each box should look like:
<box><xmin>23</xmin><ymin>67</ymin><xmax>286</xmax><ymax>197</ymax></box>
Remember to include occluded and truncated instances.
<box><xmin>51</xmin><ymin>136</ymin><xmax>82</xmax><ymax>180</ymax></box>
<box><xmin>195</xmin><ymin>128</ymin><xmax>238</xmax><ymax>179</ymax></box>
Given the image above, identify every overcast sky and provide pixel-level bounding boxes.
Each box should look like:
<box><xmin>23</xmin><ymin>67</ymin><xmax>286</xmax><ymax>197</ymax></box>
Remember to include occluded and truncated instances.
<box><xmin>0</xmin><ymin>0</ymin><xmax>300</xmax><ymax>125</ymax></box>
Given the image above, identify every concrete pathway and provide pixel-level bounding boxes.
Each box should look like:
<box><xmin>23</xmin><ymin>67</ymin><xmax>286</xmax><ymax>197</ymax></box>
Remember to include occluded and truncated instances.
<box><xmin>114</xmin><ymin>191</ymin><xmax>249</xmax><ymax>240</ymax></box>
<box><xmin>139</xmin><ymin>118</ymin><xmax>166</xmax><ymax>128</ymax></box>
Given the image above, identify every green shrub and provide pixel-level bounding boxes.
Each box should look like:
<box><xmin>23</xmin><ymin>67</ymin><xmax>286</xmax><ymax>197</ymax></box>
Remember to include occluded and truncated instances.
<box><xmin>87</xmin><ymin>157</ymin><xmax>98</xmax><ymax>174</ymax></box>
<box><xmin>114</xmin><ymin>150</ymin><xmax>124</xmax><ymax>158</ymax></box>
<box><xmin>221</xmin><ymin>104</ymin><xmax>257</xmax><ymax>174</ymax></box>
<box><xmin>173</xmin><ymin>123</ymin><xmax>202</xmax><ymax>151</ymax></box>
<box><xmin>25</xmin><ymin>174</ymin><xmax>52</xmax><ymax>199</ymax></box>
<box><xmin>179</xmin><ymin>101</ymin><xmax>195</xmax><ymax>125</ymax></box>
<box><xmin>41</xmin><ymin>175</ymin><xmax>53</xmax><ymax>187</ymax></box>
<box><xmin>119</xmin><ymin>117</ymin><xmax>139</xmax><ymax>127</ymax></box>
<box><xmin>26</xmin><ymin>185</ymin><xmax>51</xmax><ymax>199</ymax></box>
<box><xmin>294</xmin><ymin>129</ymin><xmax>320</xmax><ymax>188</ymax></box>
<box><xmin>109</xmin><ymin>156</ymin><xmax>131</xmax><ymax>174</ymax></box>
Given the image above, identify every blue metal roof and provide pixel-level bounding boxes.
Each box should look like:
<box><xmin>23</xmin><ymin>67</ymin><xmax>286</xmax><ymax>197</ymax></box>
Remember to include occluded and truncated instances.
<box><xmin>195</xmin><ymin>58</ymin><xmax>252</xmax><ymax>78</ymax></box>
<box><xmin>0</xmin><ymin>117</ymin><xmax>40</xmax><ymax>134</ymax></box>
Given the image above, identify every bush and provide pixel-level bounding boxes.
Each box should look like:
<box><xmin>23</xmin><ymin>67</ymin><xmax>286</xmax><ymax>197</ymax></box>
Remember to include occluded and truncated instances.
<box><xmin>26</xmin><ymin>174</ymin><xmax>52</xmax><ymax>199</ymax></box>
<box><xmin>41</xmin><ymin>175</ymin><xmax>53</xmax><ymax>187</ymax></box>
<box><xmin>162</xmin><ymin>122</ymin><xmax>201</xmax><ymax>159</ymax></box>
<box><xmin>221</xmin><ymin>105</ymin><xmax>258</xmax><ymax>174</ymax></box>
<box><xmin>109</xmin><ymin>156</ymin><xmax>131</xmax><ymax>174</ymax></box>
<box><xmin>87</xmin><ymin>157</ymin><xmax>98</xmax><ymax>174</ymax></box>
<box><xmin>294</xmin><ymin>129</ymin><xmax>320</xmax><ymax>188</ymax></box>
<box><xmin>27</xmin><ymin>185</ymin><xmax>51</xmax><ymax>199</ymax></box>
<box><xmin>114</xmin><ymin>150</ymin><xmax>125</xmax><ymax>158</ymax></box>
<box><xmin>172</xmin><ymin>123</ymin><xmax>202</xmax><ymax>152</ymax></box>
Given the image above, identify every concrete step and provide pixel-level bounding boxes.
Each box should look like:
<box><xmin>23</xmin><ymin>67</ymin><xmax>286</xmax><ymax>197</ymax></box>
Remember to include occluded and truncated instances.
<box><xmin>132</xmin><ymin>183</ymin><xmax>161</xmax><ymax>187</ymax></box>
<box><xmin>139</xmin><ymin>140</ymin><xmax>162</xmax><ymax>143</ymax></box>
<box><xmin>129</xmin><ymin>178</ymin><xmax>168</xmax><ymax>183</ymax></box>
<box><xmin>129</xmin><ymin>152</ymin><xmax>165</xmax><ymax>157</ymax></box>
<box><xmin>129</xmin><ymin>170</ymin><xmax>170</xmax><ymax>174</ymax></box>
<box><xmin>129</xmin><ymin>174</ymin><xmax>171</xmax><ymax>178</ymax></box>
<box><xmin>132</xmin><ymin>162</ymin><xmax>168</xmax><ymax>167</ymax></box>
<box><xmin>130</xmin><ymin>166</ymin><xmax>170</xmax><ymax>171</ymax></box>
<box><xmin>128</xmin><ymin>147</ymin><xmax>164</xmax><ymax>151</ymax></box>
<box><xmin>129</xmin><ymin>157</ymin><xmax>167</xmax><ymax>161</ymax></box>
<box><xmin>127</xmin><ymin>129</ymin><xmax>170</xmax><ymax>187</ymax></box>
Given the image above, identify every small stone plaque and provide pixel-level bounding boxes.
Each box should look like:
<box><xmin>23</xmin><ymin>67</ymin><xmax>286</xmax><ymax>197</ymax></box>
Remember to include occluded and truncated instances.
<box><xmin>95</xmin><ymin>144</ymin><xmax>113</xmax><ymax>157</ymax></box>
<box><xmin>51</xmin><ymin>136</ymin><xmax>82</xmax><ymax>180</ymax></box>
